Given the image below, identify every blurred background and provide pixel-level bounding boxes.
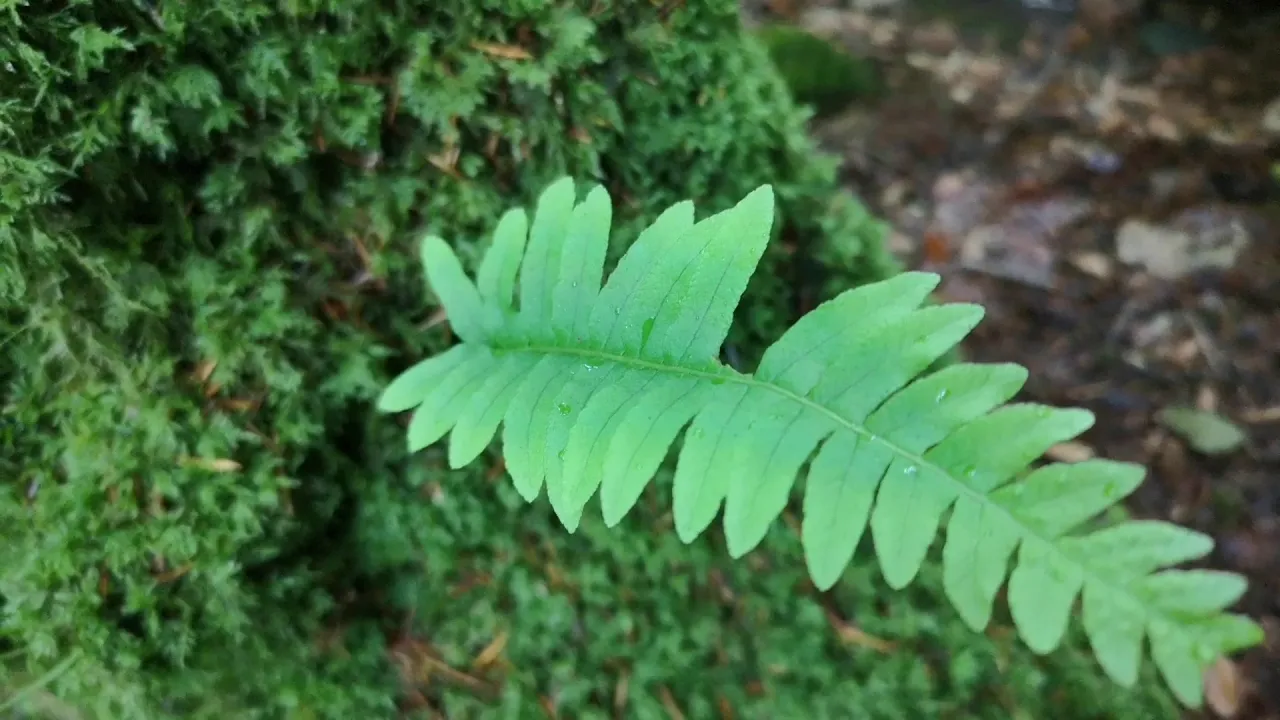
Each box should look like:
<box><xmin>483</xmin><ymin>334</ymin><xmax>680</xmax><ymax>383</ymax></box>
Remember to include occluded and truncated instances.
<box><xmin>752</xmin><ymin>0</ymin><xmax>1279</xmax><ymax>716</ymax></box>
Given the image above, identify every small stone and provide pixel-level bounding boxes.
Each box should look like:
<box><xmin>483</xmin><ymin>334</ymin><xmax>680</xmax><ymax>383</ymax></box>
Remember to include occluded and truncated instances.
<box><xmin>1262</xmin><ymin>96</ymin><xmax>1280</xmax><ymax>136</ymax></box>
<box><xmin>1069</xmin><ymin>251</ymin><xmax>1113</xmax><ymax>279</ymax></box>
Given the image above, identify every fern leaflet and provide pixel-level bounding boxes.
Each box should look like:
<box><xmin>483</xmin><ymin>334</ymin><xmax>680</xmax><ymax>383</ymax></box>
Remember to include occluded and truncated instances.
<box><xmin>378</xmin><ymin>177</ymin><xmax>1263</xmax><ymax>706</ymax></box>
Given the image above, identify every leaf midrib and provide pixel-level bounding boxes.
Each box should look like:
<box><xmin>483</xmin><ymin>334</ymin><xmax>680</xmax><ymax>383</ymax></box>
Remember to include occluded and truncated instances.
<box><xmin>507</xmin><ymin>341</ymin><xmax>1006</xmax><ymax>524</ymax></box>
<box><xmin>502</xmin><ymin>339</ymin><xmax>1205</xmax><ymax>653</ymax></box>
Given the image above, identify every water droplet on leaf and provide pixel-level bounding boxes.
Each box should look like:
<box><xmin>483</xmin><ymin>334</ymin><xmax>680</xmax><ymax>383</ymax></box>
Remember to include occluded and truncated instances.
<box><xmin>935</xmin><ymin>389</ymin><xmax>949</xmax><ymax>402</ymax></box>
<box><xmin>903</xmin><ymin>465</ymin><xmax>918</xmax><ymax>477</ymax></box>
<box><xmin>558</xmin><ymin>403</ymin><xmax>572</xmax><ymax>415</ymax></box>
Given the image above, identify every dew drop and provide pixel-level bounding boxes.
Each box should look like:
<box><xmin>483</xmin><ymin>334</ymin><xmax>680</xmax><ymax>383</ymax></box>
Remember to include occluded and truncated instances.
<box><xmin>1102</xmin><ymin>481</ymin><xmax>1118</xmax><ymax>498</ymax></box>
<box><xmin>935</xmin><ymin>389</ymin><xmax>949</xmax><ymax>403</ymax></box>
<box><xmin>903</xmin><ymin>465</ymin><xmax>918</xmax><ymax>477</ymax></box>
<box><xmin>613</xmin><ymin>307</ymin><xmax>621</xmax><ymax>316</ymax></box>
<box><xmin>963</xmin><ymin>465</ymin><xmax>978</xmax><ymax>479</ymax></box>
<box><xmin>557</xmin><ymin>403</ymin><xmax>572</xmax><ymax>415</ymax></box>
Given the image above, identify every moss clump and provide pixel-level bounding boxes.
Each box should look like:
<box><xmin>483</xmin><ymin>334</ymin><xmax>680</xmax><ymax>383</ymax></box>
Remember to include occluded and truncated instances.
<box><xmin>756</xmin><ymin>24</ymin><xmax>885</xmax><ymax>116</ymax></box>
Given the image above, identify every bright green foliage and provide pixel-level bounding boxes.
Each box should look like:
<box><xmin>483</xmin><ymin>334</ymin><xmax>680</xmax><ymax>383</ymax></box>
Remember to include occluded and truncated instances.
<box><xmin>3</xmin><ymin>1</ymin><xmax>902</xmax><ymax>716</ymax></box>
<box><xmin>382</xmin><ymin>177</ymin><xmax>1264</xmax><ymax>709</ymax></box>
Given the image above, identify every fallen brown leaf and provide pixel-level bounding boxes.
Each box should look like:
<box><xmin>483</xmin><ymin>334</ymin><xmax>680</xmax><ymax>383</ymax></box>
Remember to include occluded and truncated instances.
<box><xmin>1068</xmin><ymin>251</ymin><xmax>1113</xmax><ymax>280</ymax></box>
<box><xmin>658</xmin><ymin>686</ymin><xmax>685</xmax><ymax>720</ymax></box>
<box><xmin>824</xmin><ymin>607</ymin><xmax>895</xmax><ymax>653</ymax></box>
<box><xmin>192</xmin><ymin>359</ymin><xmax>217</xmax><ymax>384</ymax></box>
<box><xmin>427</xmin><ymin>146</ymin><xmax>462</xmax><ymax>178</ymax></box>
<box><xmin>422</xmin><ymin>307</ymin><xmax>449</xmax><ymax>331</ymax></box>
<box><xmin>1204</xmin><ymin>656</ymin><xmax>1245</xmax><ymax>718</ymax></box>
<box><xmin>614</xmin><ymin>669</ymin><xmax>630</xmax><ymax>715</ymax></box>
<box><xmin>471</xmin><ymin>629</ymin><xmax>508</xmax><ymax>670</ymax></box>
<box><xmin>1046</xmin><ymin>441</ymin><xmax>1096</xmax><ymax>463</ymax></box>
<box><xmin>179</xmin><ymin>456</ymin><xmax>242</xmax><ymax>472</ymax></box>
<box><xmin>390</xmin><ymin>637</ymin><xmax>497</xmax><ymax>700</ymax></box>
<box><xmin>717</xmin><ymin>694</ymin><xmax>735</xmax><ymax>720</ymax></box>
<box><xmin>155</xmin><ymin>563</ymin><xmax>194</xmax><ymax>583</ymax></box>
<box><xmin>1241</xmin><ymin>405</ymin><xmax>1280</xmax><ymax>423</ymax></box>
<box><xmin>218</xmin><ymin>397</ymin><xmax>257</xmax><ymax>412</ymax></box>
<box><xmin>472</xmin><ymin>41</ymin><xmax>532</xmax><ymax>60</ymax></box>
<box><xmin>765</xmin><ymin>0</ymin><xmax>800</xmax><ymax>19</ymax></box>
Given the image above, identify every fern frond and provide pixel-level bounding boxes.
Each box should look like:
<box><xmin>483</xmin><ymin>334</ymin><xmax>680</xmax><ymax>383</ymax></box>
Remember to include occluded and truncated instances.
<box><xmin>378</xmin><ymin>178</ymin><xmax>1263</xmax><ymax>707</ymax></box>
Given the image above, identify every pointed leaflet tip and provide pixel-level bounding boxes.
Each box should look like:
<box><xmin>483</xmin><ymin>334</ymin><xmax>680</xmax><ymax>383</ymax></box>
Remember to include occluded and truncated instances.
<box><xmin>520</xmin><ymin>176</ymin><xmax>578</xmax><ymax>327</ymax></box>
<box><xmin>420</xmin><ymin>234</ymin><xmax>496</xmax><ymax>343</ymax></box>
<box><xmin>898</xmin><ymin>270</ymin><xmax>943</xmax><ymax>295</ymax></box>
<box><xmin>477</xmin><ymin>207</ymin><xmax>530</xmax><ymax>309</ymax></box>
<box><xmin>738</xmin><ymin>183</ymin><xmax>775</xmax><ymax>222</ymax></box>
<box><xmin>376</xmin><ymin>345</ymin><xmax>473</xmax><ymax>413</ymax></box>
<box><xmin>541</xmin><ymin>175</ymin><xmax>576</xmax><ymax>198</ymax></box>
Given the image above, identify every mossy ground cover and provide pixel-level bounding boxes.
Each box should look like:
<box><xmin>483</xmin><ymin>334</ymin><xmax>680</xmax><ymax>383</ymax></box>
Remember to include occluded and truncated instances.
<box><xmin>1</xmin><ymin>0</ymin><xmax>1178</xmax><ymax>717</ymax></box>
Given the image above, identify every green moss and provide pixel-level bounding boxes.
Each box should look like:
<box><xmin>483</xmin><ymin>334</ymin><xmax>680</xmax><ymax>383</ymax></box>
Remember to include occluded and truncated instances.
<box><xmin>756</xmin><ymin>25</ymin><xmax>885</xmax><ymax>116</ymax></box>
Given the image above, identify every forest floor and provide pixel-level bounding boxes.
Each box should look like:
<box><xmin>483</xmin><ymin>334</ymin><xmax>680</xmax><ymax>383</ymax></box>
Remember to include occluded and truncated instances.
<box><xmin>758</xmin><ymin>1</ymin><xmax>1280</xmax><ymax>717</ymax></box>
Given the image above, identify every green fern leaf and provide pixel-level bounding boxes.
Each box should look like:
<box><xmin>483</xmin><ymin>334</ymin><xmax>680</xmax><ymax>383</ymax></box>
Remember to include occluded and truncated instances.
<box><xmin>378</xmin><ymin>178</ymin><xmax>1263</xmax><ymax>707</ymax></box>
